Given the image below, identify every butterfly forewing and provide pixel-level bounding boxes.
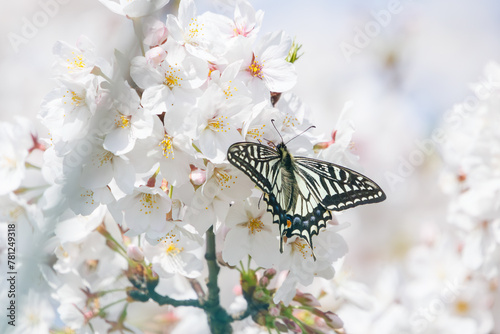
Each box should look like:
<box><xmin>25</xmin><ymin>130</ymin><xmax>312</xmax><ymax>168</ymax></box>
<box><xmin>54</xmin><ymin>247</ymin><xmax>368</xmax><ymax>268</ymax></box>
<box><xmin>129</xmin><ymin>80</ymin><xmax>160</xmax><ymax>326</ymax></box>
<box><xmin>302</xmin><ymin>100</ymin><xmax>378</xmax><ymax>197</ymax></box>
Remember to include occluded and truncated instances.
<box><xmin>227</xmin><ymin>142</ymin><xmax>280</xmax><ymax>193</ymax></box>
<box><xmin>294</xmin><ymin>157</ymin><xmax>386</xmax><ymax>211</ymax></box>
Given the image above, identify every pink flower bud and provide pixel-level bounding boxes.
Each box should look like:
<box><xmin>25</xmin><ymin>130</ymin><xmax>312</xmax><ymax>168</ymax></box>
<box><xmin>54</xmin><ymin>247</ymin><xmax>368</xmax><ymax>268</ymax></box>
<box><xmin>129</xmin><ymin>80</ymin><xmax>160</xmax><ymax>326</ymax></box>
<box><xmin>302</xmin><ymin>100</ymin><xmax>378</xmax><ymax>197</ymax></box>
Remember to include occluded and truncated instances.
<box><xmin>127</xmin><ymin>245</ymin><xmax>144</xmax><ymax>262</ymax></box>
<box><xmin>283</xmin><ymin>318</ymin><xmax>301</xmax><ymax>333</ymax></box>
<box><xmin>259</xmin><ymin>276</ymin><xmax>269</xmax><ymax>287</ymax></box>
<box><xmin>190</xmin><ymin>168</ymin><xmax>207</xmax><ymax>186</ymax></box>
<box><xmin>324</xmin><ymin>311</ymin><xmax>344</xmax><ymax>329</ymax></box>
<box><xmin>145</xmin><ymin>47</ymin><xmax>166</xmax><ymax>67</ymax></box>
<box><xmin>269</xmin><ymin>306</ymin><xmax>280</xmax><ymax>317</ymax></box>
<box><xmin>263</xmin><ymin>268</ymin><xmax>277</xmax><ymax>278</ymax></box>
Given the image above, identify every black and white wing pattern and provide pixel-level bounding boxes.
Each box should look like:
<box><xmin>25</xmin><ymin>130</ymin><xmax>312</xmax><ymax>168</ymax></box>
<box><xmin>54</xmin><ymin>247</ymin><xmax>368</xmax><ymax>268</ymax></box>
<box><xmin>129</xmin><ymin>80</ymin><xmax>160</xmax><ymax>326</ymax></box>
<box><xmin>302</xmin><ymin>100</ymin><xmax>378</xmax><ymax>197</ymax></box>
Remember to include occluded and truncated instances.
<box><xmin>227</xmin><ymin>142</ymin><xmax>386</xmax><ymax>260</ymax></box>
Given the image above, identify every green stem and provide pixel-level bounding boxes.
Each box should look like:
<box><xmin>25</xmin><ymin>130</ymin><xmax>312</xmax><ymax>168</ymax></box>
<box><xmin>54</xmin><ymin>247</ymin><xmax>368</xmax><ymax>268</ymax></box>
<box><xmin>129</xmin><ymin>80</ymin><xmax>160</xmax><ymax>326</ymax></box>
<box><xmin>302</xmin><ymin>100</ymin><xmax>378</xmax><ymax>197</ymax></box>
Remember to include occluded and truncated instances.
<box><xmin>100</xmin><ymin>298</ymin><xmax>127</xmax><ymax>313</ymax></box>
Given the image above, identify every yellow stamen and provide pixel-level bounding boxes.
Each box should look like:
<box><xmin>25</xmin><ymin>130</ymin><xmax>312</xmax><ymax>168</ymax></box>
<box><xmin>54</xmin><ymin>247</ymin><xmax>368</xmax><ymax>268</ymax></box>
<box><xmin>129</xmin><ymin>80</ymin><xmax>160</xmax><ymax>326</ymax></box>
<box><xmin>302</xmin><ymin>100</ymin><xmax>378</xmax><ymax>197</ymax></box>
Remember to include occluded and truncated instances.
<box><xmin>247</xmin><ymin>124</ymin><xmax>266</xmax><ymax>140</ymax></box>
<box><xmin>283</xmin><ymin>114</ymin><xmax>299</xmax><ymax>128</ymax></box>
<box><xmin>186</xmin><ymin>18</ymin><xmax>204</xmax><ymax>43</ymax></box>
<box><xmin>247</xmin><ymin>218</ymin><xmax>264</xmax><ymax>234</ymax></box>
<box><xmin>248</xmin><ymin>56</ymin><xmax>264</xmax><ymax>79</ymax></box>
<box><xmin>80</xmin><ymin>190</ymin><xmax>95</xmax><ymax>205</ymax></box>
<box><xmin>138</xmin><ymin>193</ymin><xmax>160</xmax><ymax>215</ymax></box>
<box><xmin>66</xmin><ymin>51</ymin><xmax>86</xmax><ymax>70</ymax></box>
<box><xmin>159</xmin><ymin>134</ymin><xmax>174</xmax><ymax>159</ymax></box>
<box><xmin>62</xmin><ymin>90</ymin><xmax>84</xmax><ymax>109</ymax></box>
<box><xmin>115</xmin><ymin>115</ymin><xmax>130</xmax><ymax>129</ymax></box>
<box><xmin>164</xmin><ymin>64</ymin><xmax>183</xmax><ymax>88</ymax></box>
<box><xmin>208</xmin><ymin>115</ymin><xmax>230</xmax><ymax>132</ymax></box>
<box><xmin>223</xmin><ymin>80</ymin><xmax>238</xmax><ymax>99</ymax></box>
<box><xmin>455</xmin><ymin>300</ymin><xmax>469</xmax><ymax>314</ymax></box>
<box><xmin>292</xmin><ymin>238</ymin><xmax>313</xmax><ymax>260</ymax></box>
<box><xmin>215</xmin><ymin>169</ymin><xmax>236</xmax><ymax>190</ymax></box>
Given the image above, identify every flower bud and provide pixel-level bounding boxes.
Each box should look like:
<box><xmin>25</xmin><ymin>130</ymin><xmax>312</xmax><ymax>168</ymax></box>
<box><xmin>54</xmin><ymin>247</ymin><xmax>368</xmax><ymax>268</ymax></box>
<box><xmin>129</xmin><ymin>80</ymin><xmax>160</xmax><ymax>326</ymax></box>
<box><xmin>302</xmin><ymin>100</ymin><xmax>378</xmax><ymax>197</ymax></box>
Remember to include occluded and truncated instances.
<box><xmin>283</xmin><ymin>318</ymin><xmax>301</xmax><ymax>333</ymax></box>
<box><xmin>127</xmin><ymin>244</ymin><xmax>144</xmax><ymax>262</ymax></box>
<box><xmin>253</xmin><ymin>289</ymin><xmax>266</xmax><ymax>301</ymax></box>
<box><xmin>294</xmin><ymin>291</ymin><xmax>320</xmax><ymax>307</ymax></box>
<box><xmin>259</xmin><ymin>276</ymin><xmax>269</xmax><ymax>287</ymax></box>
<box><xmin>269</xmin><ymin>306</ymin><xmax>280</xmax><ymax>317</ymax></box>
<box><xmin>263</xmin><ymin>268</ymin><xmax>277</xmax><ymax>279</ymax></box>
<box><xmin>145</xmin><ymin>46</ymin><xmax>166</xmax><ymax>66</ymax></box>
<box><xmin>190</xmin><ymin>168</ymin><xmax>206</xmax><ymax>186</ymax></box>
<box><xmin>324</xmin><ymin>311</ymin><xmax>344</xmax><ymax>329</ymax></box>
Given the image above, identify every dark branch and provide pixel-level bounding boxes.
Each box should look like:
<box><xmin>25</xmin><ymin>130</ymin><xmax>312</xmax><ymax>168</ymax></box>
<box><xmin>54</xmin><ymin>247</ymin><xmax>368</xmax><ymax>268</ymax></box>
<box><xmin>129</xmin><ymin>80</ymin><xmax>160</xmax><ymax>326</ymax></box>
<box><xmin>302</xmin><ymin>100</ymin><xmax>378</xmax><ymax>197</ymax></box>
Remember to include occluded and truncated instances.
<box><xmin>147</xmin><ymin>284</ymin><xmax>201</xmax><ymax>308</ymax></box>
<box><xmin>203</xmin><ymin>226</ymin><xmax>233</xmax><ymax>333</ymax></box>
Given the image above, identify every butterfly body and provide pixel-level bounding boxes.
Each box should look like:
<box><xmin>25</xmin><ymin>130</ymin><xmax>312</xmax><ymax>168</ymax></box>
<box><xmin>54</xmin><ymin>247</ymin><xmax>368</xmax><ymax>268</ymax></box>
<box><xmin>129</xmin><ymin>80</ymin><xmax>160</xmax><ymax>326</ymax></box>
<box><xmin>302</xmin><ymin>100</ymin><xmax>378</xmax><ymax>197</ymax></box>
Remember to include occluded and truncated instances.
<box><xmin>227</xmin><ymin>141</ymin><xmax>386</xmax><ymax>259</ymax></box>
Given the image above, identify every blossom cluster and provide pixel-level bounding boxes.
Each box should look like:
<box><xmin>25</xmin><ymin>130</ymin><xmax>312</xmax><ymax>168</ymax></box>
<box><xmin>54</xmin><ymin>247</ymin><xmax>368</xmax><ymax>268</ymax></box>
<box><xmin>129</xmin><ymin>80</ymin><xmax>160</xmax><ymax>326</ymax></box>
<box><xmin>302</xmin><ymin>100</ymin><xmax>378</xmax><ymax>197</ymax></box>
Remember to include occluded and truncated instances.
<box><xmin>325</xmin><ymin>61</ymin><xmax>500</xmax><ymax>334</ymax></box>
<box><xmin>4</xmin><ymin>0</ymin><xmax>356</xmax><ymax>332</ymax></box>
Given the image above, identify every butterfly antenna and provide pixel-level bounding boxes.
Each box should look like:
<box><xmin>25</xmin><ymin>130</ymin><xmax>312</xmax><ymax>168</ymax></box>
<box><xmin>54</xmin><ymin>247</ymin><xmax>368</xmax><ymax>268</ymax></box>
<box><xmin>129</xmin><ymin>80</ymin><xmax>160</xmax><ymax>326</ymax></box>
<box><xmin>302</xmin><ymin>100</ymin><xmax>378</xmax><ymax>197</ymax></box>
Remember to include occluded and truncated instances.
<box><xmin>285</xmin><ymin>125</ymin><xmax>316</xmax><ymax>145</ymax></box>
<box><xmin>270</xmin><ymin>119</ymin><xmax>284</xmax><ymax>143</ymax></box>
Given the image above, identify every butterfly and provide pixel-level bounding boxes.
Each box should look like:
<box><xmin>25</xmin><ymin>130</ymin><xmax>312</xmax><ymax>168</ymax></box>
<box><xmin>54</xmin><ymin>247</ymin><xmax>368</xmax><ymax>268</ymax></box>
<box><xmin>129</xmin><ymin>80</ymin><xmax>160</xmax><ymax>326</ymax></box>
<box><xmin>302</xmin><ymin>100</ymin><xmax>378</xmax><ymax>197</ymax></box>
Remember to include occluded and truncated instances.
<box><xmin>227</xmin><ymin>138</ymin><xmax>386</xmax><ymax>260</ymax></box>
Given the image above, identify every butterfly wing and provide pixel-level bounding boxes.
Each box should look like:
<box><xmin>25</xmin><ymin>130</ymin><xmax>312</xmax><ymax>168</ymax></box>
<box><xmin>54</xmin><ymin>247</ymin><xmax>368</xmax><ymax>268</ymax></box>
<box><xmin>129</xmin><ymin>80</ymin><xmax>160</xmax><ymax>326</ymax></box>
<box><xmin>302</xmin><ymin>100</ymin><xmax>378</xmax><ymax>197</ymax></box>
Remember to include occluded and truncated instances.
<box><xmin>227</xmin><ymin>142</ymin><xmax>387</xmax><ymax>260</ymax></box>
<box><xmin>227</xmin><ymin>142</ymin><xmax>292</xmax><ymax>251</ymax></box>
<box><xmin>294</xmin><ymin>156</ymin><xmax>386</xmax><ymax>211</ymax></box>
<box><xmin>277</xmin><ymin>156</ymin><xmax>386</xmax><ymax>258</ymax></box>
<box><xmin>227</xmin><ymin>142</ymin><xmax>281</xmax><ymax>193</ymax></box>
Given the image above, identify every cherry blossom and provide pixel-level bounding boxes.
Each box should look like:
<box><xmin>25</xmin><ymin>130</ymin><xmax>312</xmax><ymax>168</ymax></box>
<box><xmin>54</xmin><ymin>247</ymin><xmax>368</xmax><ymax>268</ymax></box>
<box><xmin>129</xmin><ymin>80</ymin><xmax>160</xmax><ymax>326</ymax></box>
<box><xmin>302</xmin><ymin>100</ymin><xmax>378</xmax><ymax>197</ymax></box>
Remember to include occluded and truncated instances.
<box><xmin>98</xmin><ymin>0</ymin><xmax>170</xmax><ymax>18</ymax></box>
<box><xmin>222</xmin><ymin>196</ymin><xmax>280</xmax><ymax>268</ymax></box>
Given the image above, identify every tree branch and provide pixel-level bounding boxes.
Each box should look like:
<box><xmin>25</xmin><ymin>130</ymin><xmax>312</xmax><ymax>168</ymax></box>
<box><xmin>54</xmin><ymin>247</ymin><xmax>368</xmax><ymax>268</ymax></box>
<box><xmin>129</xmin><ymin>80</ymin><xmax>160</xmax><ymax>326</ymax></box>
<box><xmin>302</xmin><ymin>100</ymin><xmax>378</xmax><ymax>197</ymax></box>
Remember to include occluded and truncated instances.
<box><xmin>147</xmin><ymin>285</ymin><xmax>201</xmax><ymax>308</ymax></box>
<box><xmin>203</xmin><ymin>226</ymin><xmax>233</xmax><ymax>333</ymax></box>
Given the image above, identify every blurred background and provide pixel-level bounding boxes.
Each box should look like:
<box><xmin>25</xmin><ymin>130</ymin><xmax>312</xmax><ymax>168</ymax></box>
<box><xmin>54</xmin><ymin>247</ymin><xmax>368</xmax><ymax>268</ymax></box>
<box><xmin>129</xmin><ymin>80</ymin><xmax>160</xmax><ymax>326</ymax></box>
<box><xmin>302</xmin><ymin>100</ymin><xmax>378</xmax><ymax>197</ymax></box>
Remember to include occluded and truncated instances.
<box><xmin>2</xmin><ymin>0</ymin><xmax>500</xmax><ymax>332</ymax></box>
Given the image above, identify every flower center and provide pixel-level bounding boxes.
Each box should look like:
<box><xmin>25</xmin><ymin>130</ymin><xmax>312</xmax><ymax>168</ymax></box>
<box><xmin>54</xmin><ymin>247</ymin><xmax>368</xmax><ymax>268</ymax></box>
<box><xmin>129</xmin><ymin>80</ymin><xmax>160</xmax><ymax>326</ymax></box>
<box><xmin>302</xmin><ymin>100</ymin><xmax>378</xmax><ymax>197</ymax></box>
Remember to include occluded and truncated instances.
<box><xmin>93</xmin><ymin>151</ymin><xmax>113</xmax><ymax>167</ymax></box>
<box><xmin>215</xmin><ymin>169</ymin><xmax>236</xmax><ymax>190</ymax></box>
<box><xmin>186</xmin><ymin>18</ymin><xmax>204</xmax><ymax>44</ymax></box>
<box><xmin>139</xmin><ymin>193</ymin><xmax>160</xmax><ymax>215</ymax></box>
<box><xmin>248</xmin><ymin>56</ymin><xmax>264</xmax><ymax>79</ymax></box>
<box><xmin>247</xmin><ymin>124</ymin><xmax>266</xmax><ymax>140</ymax></box>
<box><xmin>115</xmin><ymin>115</ymin><xmax>131</xmax><ymax>129</ymax></box>
<box><xmin>67</xmin><ymin>52</ymin><xmax>86</xmax><ymax>70</ymax></box>
<box><xmin>208</xmin><ymin>115</ymin><xmax>230</xmax><ymax>132</ymax></box>
<box><xmin>292</xmin><ymin>238</ymin><xmax>314</xmax><ymax>259</ymax></box>
<box><xmin>63</xmin><ymin>90</ymin><xmax>84</xmax><ymax>109</ymax></box>
<box><xmin>85</xmin><ymin>259</ymin><xmax>99</xmax><ymax>272</ymax></box>
<box><xmin>159</xmin><ymin>134</ymin><xmax>175</xmax><ymax>159</ymax></box>
<box><xmin>233</xmin><ymin>24</ymin><xmax>249</xmax><ymax>37</ymax></box>
<box><xmin>455</xmin><ymin>300</ymin><xmax>469</xmax><ymax>314</ymax></box>
<box><xmin>247</xmin><ymin>218</ymin><xmax>264</xmax><ymax>234</ymax></box>
<box><xmin>164</xmin><ymin>65</ymin><xmax>182</xmax><ymax>89</ymax></box>
<box><xmin>165</xmin><ymin>242</ymin><xmax>183</xmax><ymax>256</ymax></box>
<box><xmin>80</xmin><ymin>189</ymin><xmax>95</xmax><ymax>205</ymax></box>
<box><xmin>223</xmin><ymin>81</ymin><xmax>238</xmax><ymax>99</ymax></box>
<box><xmin>158</xmin><ymin>232</ymin><xmax>184</xmax><ymax>256</ymax></box>
<box><xmin>283</xmin><ymin>114</ymin><xmax>299</xmax><ymax>128</ymax></box>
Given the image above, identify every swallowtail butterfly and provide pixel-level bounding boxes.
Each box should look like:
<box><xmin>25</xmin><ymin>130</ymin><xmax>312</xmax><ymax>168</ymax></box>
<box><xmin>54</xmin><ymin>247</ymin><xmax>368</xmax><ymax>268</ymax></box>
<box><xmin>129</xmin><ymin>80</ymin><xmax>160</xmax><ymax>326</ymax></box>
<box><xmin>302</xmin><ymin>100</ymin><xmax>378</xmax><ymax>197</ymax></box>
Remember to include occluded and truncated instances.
<box><xmin>227</xmin><ymin>137</ymin><xmax>386</xmax><ymax>260</ymax></box>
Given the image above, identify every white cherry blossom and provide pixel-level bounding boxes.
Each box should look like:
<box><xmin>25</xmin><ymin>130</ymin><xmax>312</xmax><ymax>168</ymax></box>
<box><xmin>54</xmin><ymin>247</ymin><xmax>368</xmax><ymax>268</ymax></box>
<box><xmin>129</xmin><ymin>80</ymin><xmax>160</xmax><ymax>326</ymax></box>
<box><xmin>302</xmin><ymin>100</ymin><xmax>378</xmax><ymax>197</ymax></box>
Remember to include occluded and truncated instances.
<box><xmin>98</xmin><ymin>0</ymin><xmax>170</xmax><ymax>18</ymax></box>
<box><xmin>222</xmin><ymin>196</ymin><xmax>280</xmax><ymax>268</ymax></box>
